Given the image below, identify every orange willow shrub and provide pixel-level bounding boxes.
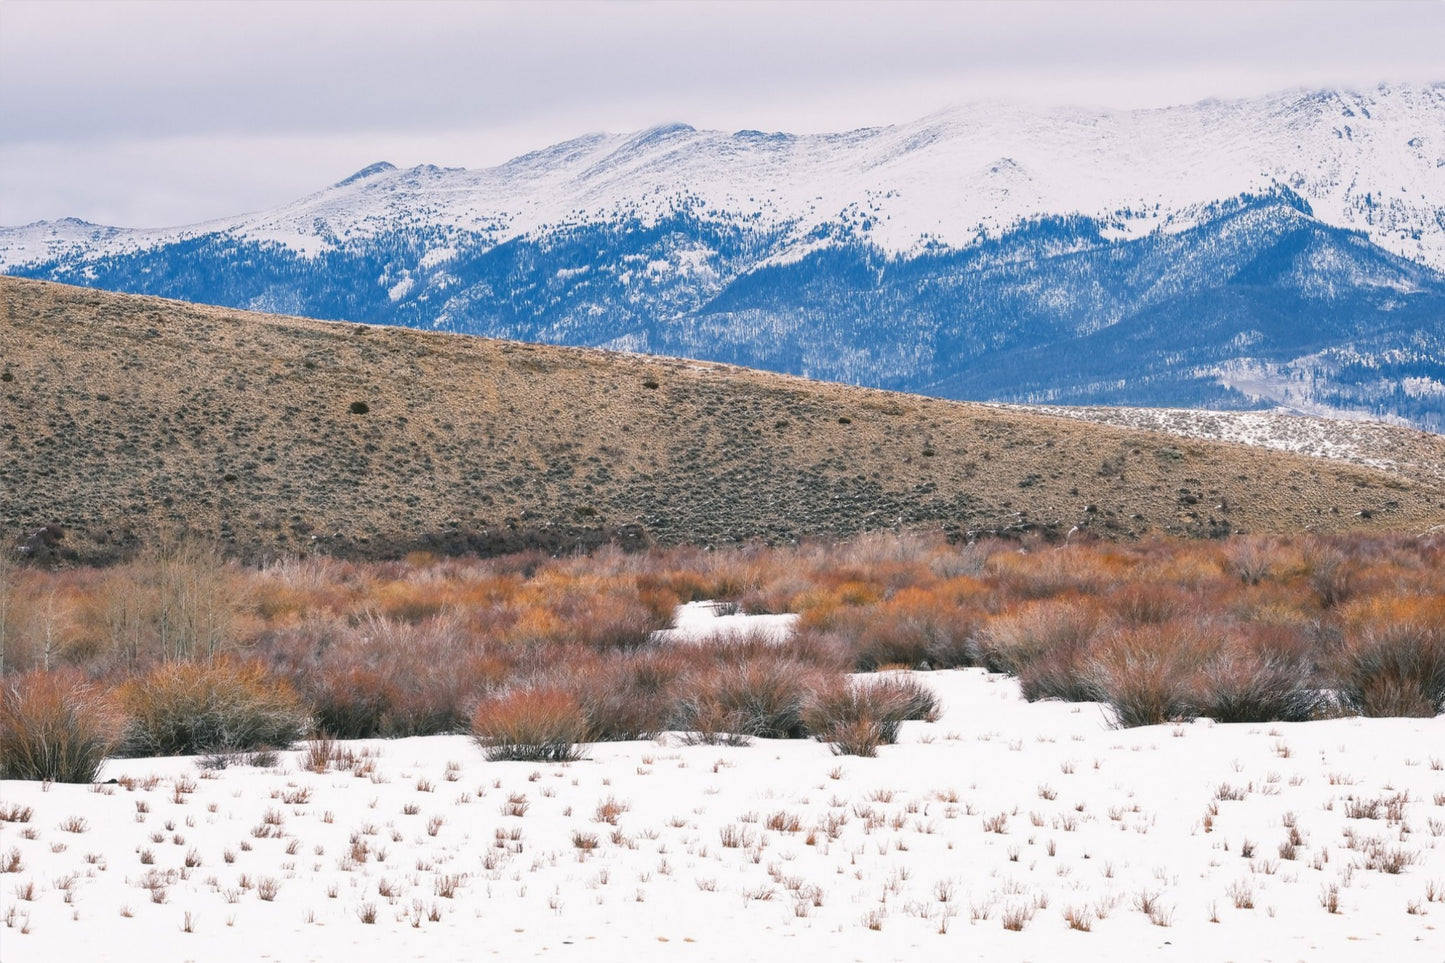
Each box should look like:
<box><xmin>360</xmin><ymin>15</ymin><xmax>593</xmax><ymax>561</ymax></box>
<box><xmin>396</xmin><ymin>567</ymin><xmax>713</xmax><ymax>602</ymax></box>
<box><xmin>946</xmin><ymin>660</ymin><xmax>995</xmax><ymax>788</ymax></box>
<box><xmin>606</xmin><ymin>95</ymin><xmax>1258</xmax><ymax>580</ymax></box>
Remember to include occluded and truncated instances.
<box><xmin>829</xmin><ymin>585</ymin><xmax>982</xmax><ymax>670</ymax></box>
<box><xmin>1333</xmin><ymin>596</ymin><xmax>1445</xmax><ymax>717</ymax></box>
<box><xmin>119</xmin><ymin>658</ymin><xmax>309</xmax><ymax>757</ymax></box>
<box><xmin>470</xmin><ymin>687</ymin><xmax>591</xmax><ymax>762</ymax></box>
<box><xmin>791</xmin><ymin>580</ymin><xmax>890</xmax><ymax>634</ymax></box>
<box><xmin>0</xmin><ymin>669</ymin><xmax>122</xmax><ymax>782</ymax></box>
<box><xmin>985</xmin><ymin>544</ymin><xmax>1117</xmax><ymax>600</ymax></box>
<box><xmin>7</xmin><ymin>531</ymin><xmax>1445</xmax><ymax>751</ymax></box>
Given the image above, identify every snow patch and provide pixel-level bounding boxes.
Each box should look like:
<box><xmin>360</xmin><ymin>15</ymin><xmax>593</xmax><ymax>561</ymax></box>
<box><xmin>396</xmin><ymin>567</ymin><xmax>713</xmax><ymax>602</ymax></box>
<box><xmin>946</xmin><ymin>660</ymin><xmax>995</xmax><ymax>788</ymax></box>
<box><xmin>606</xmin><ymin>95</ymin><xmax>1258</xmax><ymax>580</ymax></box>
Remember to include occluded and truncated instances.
<box><xmin>418</xmin><ymin>246</ymin><xmax>457</xmax><ymax>269</ymax></box>
<box><xmin>387</xmin><ymin>276</ymin><xmax>414</xmax><ymax>301</ymax></box>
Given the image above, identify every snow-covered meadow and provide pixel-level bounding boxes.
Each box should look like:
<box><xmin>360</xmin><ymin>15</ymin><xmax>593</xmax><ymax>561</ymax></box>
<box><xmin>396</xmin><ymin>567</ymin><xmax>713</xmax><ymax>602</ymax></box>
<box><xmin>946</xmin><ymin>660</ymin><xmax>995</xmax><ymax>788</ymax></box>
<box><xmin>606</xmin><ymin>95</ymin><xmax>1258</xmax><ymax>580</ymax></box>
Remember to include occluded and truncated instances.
<box><xmin>3</xmin><ymin>605</ymin><xmax>1443</xmax><ymax>962</ymax></box>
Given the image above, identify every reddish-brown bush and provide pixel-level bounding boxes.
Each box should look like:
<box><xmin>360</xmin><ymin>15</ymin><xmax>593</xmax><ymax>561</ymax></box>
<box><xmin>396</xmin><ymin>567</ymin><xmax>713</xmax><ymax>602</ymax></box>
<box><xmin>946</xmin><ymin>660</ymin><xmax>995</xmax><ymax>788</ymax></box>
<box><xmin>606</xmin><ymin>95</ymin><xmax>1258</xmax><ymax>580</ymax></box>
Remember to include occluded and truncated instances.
<box><xmin>305</xmin><ymin>664</ymin><xmax>400</xmax><ymax>739</ymax></box>
<box><xmin>677</xmin><ymin>655</ymin><xmax>824</xmax><ymax>741</ymax></box>
<box><xmin>1191</xmin><ymin>645</ymin><xmax>1323</xmax><ymax>723</ymax></box>
<box><xmin>978</xmin><ymin>599</ymin><xmax>1102</xmax><ymax>677</ymax></box>
<box><xmin>539</xmin><ymin>648</ymin><xmax>692</xmax><ymax>741</ymax></box>
<box><xmin>119</xmin><ymin>659</ymin><xmax>309</xmax><ymax>757</ymax></box>
<box><xmin>986</xmin><ymin>544</ymin><xmax>1112</xmax><ymax>600</ymax></box>
<box><xmin>1015</xmin><ymin>643</ymin><xmax>1105</xmax><ymax>704</ymax></box>
<box><xmin>803</xmin><ymin>674</ymin><xmax>941</xmax><ymax>756</ymax></box>
<box><xmin>0</xmin><ymin>669</ymin><xmax>122</xmax><ymax>782</ymax></box>
<box><xmin>470</xmin><ymin>687</ymin><xmax>590</xmax><ymax>762</ymax></box>
<box><xmin>550</xmin><ymin>583</ymin><xmax>667</xmax><ymax>652</ymax></box>
<box><xmin>831</xmin><ymin>586</ymin><xmax>981</xmax><ymax>671</ymax></box>
<box><xmin>1088</xmin><ymin>623</ymin><xmax>1213</xmax><ymax>728</ymax></box>
<box><xmin>5</xmin><ymin>531</ymin><xmax>1444</xmax><ymax>752</ymax></box>
<box><xmin>1333</xmin><ymin>597</ymin><xmax>1445</xmax><ymax>717</ymax></box>
<box><xmin>277</xmin><ymin>612</ymin><xmax>511</xmax><ymax>737</ymax></box>
<box><xmin>1111</xmin><ymin>584</ymin><xmax>1194</xmax><ymax>627</ymax></box>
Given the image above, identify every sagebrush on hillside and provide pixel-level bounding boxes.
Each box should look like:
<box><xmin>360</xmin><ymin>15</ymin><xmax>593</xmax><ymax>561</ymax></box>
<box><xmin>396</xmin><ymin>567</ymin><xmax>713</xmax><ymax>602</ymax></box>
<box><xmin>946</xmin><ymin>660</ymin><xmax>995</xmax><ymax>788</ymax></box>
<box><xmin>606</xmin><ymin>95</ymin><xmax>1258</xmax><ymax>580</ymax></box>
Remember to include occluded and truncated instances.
<box><xmin>5</xmin><ymin>276</ymin><xmax>1444</xmax><ymax>566</ymax></box>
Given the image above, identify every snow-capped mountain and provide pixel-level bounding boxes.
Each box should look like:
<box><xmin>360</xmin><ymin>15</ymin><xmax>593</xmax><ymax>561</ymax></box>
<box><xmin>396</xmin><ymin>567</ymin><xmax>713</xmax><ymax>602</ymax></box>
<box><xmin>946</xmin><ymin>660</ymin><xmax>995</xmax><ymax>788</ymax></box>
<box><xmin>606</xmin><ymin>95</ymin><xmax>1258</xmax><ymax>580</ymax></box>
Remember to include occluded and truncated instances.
<box><xmin>4</xmin><ymin>83</ymin><xmax>1444</xmax><ymax>428</ymax></box>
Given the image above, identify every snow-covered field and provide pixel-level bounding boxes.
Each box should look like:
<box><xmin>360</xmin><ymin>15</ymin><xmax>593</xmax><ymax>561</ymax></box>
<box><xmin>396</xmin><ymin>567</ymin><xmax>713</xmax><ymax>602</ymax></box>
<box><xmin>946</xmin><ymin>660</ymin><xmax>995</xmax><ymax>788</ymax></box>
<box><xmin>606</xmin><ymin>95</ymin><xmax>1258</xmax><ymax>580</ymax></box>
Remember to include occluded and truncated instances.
<box><xmin>4</xmin><ymin>665</ymin><xmax>1442</xmax><ymax>962</ymax></box>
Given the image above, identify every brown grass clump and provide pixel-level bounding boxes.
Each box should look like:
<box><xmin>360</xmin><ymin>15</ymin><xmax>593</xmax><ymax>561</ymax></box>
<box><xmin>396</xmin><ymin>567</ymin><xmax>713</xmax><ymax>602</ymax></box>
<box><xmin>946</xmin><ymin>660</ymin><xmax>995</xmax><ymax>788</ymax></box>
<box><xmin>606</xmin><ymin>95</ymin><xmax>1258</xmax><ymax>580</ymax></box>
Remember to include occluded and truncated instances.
<box><xmin>118</xmin><ymin>659</ymin><xmax>309</xmax><ymax>757</ymax></box>
<box><xmin>0</xmin><ymin>669</ymin><xmax>122</xmax><ymax>782</ymax></box>
<box><xmin>470</xmin><ymin>688</ymin><xmax>591</xmax><ymax>762</ymax></box>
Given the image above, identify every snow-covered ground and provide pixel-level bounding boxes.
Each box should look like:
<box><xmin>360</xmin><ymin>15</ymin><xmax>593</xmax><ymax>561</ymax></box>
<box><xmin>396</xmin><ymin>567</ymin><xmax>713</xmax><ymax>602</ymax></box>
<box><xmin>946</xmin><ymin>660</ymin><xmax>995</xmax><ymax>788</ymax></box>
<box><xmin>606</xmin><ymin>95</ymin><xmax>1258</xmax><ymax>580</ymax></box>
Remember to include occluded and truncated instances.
<box><xmin>651</xmin><ymin>601</ymin><xmax>798</xmax><ymax>645</ymax></box>
<box><xmin>3</xmin><ymin>610</ymin><xmax>1443</xmax><ymax>962</ymax></box>
<box><xmin>1003</xmin><ymin>403</ymin><xmax>1445</xmax><ymax>486</ymax></box>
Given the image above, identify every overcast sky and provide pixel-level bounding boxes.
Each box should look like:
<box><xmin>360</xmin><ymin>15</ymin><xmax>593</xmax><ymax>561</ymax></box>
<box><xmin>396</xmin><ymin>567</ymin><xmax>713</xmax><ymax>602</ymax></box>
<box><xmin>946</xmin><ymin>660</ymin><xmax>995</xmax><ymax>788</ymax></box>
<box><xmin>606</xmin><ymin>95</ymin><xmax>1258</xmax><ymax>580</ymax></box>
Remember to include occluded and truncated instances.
<box><xmin>2</xmin><ymin>0</ymin><xmax>1441</xmax><ymax>228</ymax></box>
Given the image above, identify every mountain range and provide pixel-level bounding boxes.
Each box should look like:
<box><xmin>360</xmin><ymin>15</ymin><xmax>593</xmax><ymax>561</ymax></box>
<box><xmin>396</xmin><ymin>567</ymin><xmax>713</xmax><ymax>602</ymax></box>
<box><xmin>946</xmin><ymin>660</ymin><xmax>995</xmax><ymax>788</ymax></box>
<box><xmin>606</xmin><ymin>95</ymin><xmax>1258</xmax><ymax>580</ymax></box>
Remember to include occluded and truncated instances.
<box><xmin>4</xmin><ymin>83</ymin><xmax>1443</xmax><ymax>429</ymax></box>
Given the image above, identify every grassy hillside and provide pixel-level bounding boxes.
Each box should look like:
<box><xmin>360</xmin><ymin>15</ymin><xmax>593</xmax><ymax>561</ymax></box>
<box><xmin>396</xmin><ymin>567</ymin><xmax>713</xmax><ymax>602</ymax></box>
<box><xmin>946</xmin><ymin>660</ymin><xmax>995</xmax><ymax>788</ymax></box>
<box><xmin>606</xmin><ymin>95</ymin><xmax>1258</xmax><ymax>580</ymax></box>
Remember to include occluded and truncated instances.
<box><xmin>3</xmin><ymin>277</ymin><xmax>1443</xmax><ymax>563</ymax></box>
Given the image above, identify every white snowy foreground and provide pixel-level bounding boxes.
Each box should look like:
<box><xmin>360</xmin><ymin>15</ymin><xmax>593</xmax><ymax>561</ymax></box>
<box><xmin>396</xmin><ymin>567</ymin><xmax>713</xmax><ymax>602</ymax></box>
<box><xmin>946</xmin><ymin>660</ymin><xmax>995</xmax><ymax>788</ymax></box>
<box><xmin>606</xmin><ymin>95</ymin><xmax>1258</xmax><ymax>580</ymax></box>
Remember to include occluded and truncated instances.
<box><xmin>4</xmin><ymin>670</ymin><xmax>1443</xmax><ymax>963</ymax></box>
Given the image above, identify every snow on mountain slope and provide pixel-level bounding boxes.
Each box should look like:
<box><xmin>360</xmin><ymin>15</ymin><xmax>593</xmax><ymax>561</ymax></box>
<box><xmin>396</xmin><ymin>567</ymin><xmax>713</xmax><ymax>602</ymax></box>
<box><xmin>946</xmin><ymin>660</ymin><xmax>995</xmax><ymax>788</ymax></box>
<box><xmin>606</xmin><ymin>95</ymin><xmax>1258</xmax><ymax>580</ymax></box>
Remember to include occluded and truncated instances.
<box><xmin>1004</xmin><ymin>404</ymin><xmax>1445</xmax><ymax>489</ymax></box>
<box><xmin>3</xmin><ymin>83</ymin><xmax>1442</xmax><ymax>270</ymax></box>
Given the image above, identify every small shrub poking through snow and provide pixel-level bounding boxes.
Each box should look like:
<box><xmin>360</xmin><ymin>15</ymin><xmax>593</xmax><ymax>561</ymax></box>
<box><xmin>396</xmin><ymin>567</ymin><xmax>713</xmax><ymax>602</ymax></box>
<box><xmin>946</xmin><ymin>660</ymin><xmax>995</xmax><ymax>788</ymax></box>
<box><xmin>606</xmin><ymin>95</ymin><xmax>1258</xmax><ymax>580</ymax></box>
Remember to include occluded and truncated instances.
<box><xmin>804</xmin><ymin>675</ymin><xmax>939</xmax><ymax>757</ymax></box>
<box><xmin>470</xmin><ymin>688</ymin><xmax>591</xmax><ymax>762</ymax></box>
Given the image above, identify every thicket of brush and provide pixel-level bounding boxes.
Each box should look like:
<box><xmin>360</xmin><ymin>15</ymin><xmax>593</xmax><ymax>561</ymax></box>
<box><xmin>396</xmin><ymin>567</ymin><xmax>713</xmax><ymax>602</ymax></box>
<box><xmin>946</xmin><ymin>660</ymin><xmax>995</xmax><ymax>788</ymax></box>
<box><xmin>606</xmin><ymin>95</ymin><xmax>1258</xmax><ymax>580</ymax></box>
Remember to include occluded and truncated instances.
<box><xmin>1</xmin><ymin>530</ymin><xmax>1442</xmax><ymax>780</ymax></box>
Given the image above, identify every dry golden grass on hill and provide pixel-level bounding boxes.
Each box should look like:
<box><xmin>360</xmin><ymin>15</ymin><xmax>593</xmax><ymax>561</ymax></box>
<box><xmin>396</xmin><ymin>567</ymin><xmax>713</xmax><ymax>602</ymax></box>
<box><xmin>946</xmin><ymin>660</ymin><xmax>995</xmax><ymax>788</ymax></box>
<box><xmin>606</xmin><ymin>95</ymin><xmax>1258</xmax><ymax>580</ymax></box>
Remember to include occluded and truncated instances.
<box><xmin>3</xmin><ymin>277</ymin><xmax>1443</xmax><ymax>563</ymax></box>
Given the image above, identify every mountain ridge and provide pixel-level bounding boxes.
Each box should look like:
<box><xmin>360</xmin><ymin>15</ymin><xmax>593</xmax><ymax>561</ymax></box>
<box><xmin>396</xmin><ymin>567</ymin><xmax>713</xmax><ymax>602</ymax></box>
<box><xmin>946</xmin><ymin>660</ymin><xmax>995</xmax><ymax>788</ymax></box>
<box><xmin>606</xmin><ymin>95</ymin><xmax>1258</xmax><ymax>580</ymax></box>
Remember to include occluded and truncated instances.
<box><xmin>3</xmin><ymin>84</ymin><xmax>1443</xmax><ymax>429</ymax></box>
<box><xmin>8</xmin><ymin>83</ymin><xmax>1438</xmax><ymax>264</ymax></box>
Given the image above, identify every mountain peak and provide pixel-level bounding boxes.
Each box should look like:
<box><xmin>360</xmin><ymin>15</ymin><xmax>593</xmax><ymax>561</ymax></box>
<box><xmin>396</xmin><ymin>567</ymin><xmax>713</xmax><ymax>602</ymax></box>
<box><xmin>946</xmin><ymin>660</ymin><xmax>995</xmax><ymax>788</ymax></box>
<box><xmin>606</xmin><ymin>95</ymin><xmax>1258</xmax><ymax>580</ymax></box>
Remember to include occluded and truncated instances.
<box><xmin>335</xmin><ymin>162</ymin><xmax>398</xmax><ymax>187</ymax></box>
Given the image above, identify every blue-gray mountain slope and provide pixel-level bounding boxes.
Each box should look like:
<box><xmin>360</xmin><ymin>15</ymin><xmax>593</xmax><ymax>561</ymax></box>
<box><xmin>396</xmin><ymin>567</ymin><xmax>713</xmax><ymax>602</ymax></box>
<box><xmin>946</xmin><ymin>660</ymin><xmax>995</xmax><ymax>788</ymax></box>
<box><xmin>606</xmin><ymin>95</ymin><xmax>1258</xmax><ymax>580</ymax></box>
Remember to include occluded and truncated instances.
<box><xmin>10</xmin><ymin>186</ymin><xmax>1443</xmax><ymax>429</ymax></box>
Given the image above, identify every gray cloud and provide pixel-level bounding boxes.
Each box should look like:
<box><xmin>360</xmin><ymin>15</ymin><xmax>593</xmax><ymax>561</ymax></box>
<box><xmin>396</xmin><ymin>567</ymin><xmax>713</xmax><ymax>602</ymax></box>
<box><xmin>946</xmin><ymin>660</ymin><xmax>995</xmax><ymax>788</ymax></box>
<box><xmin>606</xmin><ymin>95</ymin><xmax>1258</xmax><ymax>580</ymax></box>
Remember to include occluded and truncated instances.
<box><xmin>2</xmin><ymin>0</ymin><xmax>1441</xmax><ymax>226</ymax></box>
